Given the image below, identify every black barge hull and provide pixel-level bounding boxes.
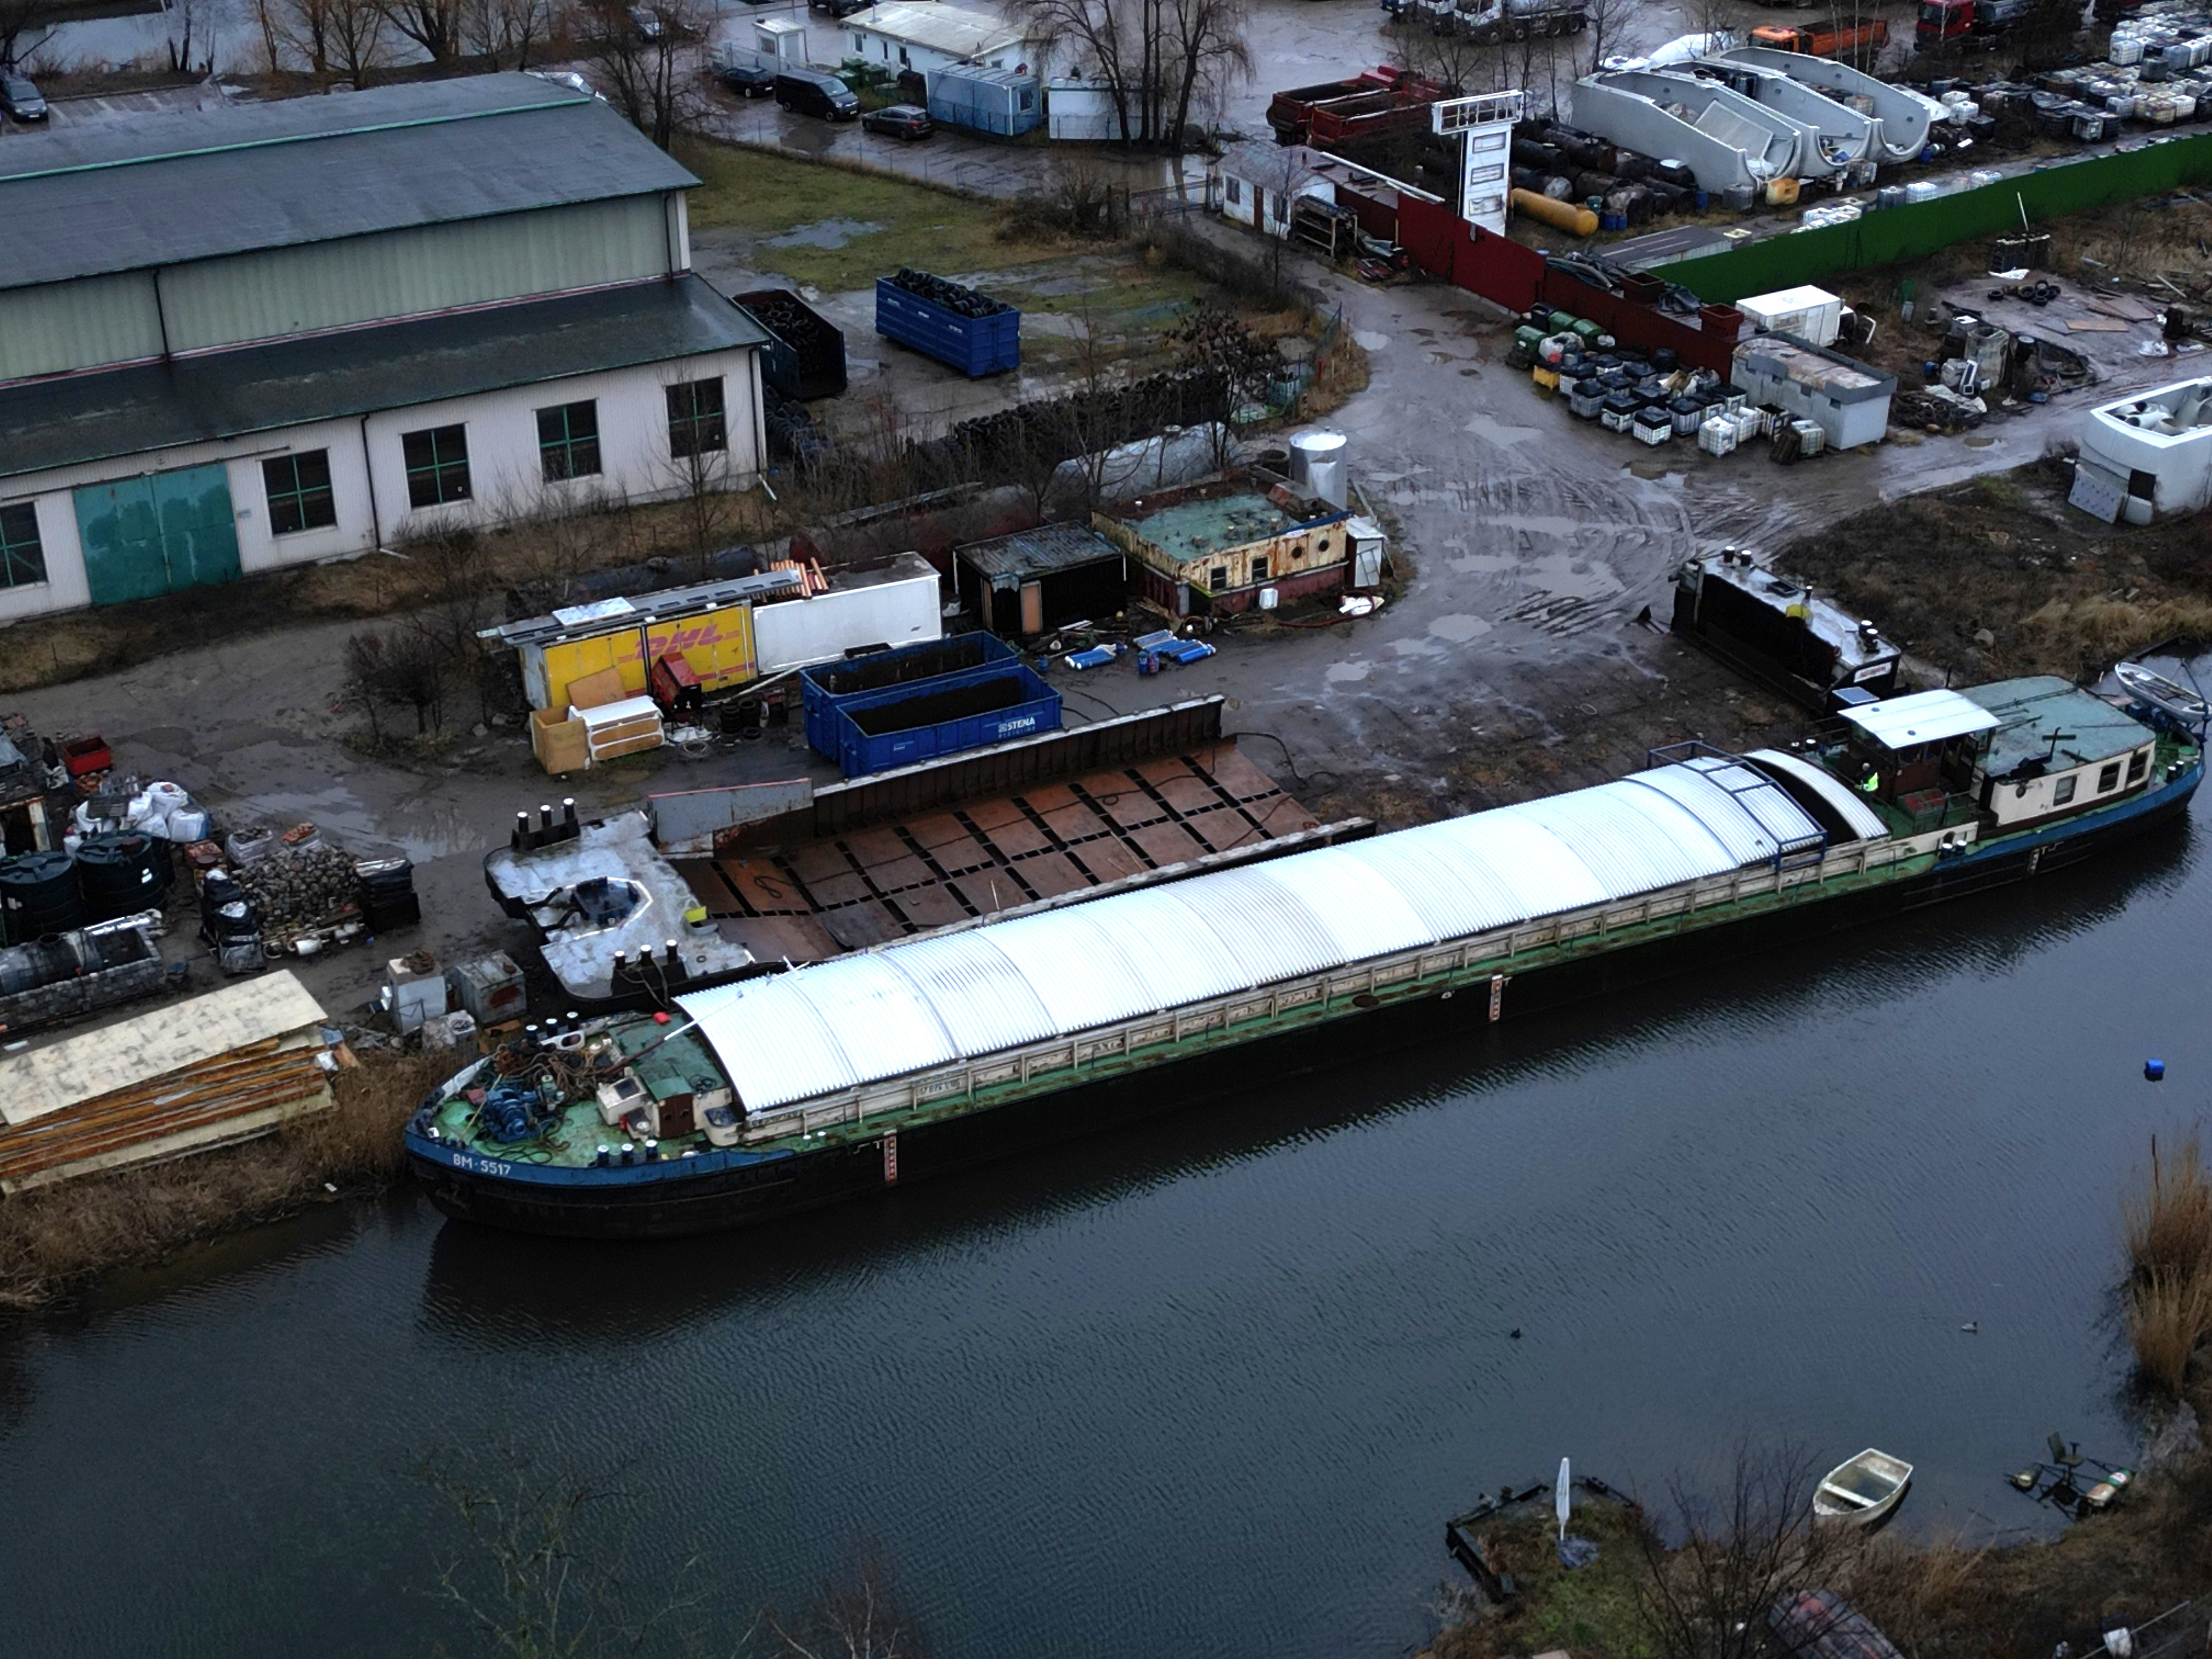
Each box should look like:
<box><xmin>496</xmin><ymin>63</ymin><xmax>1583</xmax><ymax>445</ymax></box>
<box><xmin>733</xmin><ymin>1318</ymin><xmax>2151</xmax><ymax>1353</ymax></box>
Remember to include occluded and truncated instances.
<box><xmin>409</xmin><ymin>775</ymin><xmax>2196</xmax><ymax>1239</ymax></box>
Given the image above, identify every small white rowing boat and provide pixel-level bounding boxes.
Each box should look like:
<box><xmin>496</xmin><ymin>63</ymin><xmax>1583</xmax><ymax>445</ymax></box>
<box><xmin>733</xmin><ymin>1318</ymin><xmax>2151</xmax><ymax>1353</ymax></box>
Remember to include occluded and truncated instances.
<box><xmin>1813</xmin><ymin>1448</ymin><xmax>1912</xmax><ymax>1526</ymax></box>
<box><xmin>2115</xmin><ymin>661</ymin><xmax>2211</xmax><ymax>729</ymax></box>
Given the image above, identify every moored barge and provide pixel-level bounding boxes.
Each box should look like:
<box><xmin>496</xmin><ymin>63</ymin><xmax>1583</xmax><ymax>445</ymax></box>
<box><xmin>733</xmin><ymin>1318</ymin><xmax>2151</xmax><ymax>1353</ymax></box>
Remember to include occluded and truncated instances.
<box><xmin>409</xmin><ymin>676</ymin><xmax>2201</xmax><ymax>1238</ymax></box>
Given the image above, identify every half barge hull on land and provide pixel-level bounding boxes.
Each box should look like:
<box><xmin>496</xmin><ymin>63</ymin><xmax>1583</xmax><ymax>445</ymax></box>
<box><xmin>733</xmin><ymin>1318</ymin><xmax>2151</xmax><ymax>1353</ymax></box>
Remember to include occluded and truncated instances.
<box><xmin>409</xmin><ymin>681</ymin><xmax>2200</xmax><ymax>1238</ymax></box>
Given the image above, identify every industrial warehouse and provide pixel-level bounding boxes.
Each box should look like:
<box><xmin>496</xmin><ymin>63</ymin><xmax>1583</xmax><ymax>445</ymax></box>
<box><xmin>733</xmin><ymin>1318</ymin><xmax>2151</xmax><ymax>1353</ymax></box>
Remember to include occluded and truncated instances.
<box><xmin>0</xmin><ymin>75</ymin><xmax>767</xmax><ymax>622</ymax></box>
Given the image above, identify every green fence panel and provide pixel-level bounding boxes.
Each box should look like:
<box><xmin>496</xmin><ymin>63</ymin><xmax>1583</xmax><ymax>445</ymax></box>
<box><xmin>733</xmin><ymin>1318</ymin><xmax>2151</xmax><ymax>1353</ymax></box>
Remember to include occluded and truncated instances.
<box><xmin>1661</xmin><ymin>131</ymin><xmax>2212</xmax><ymax>304</ymax></box>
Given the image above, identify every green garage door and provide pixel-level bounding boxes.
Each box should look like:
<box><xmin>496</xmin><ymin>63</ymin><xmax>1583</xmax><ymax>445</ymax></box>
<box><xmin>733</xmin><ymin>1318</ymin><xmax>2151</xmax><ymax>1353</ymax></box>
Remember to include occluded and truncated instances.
<box><xmin>73</xmin><ymin>465</ymin><xmax>242</xmax><ymax>606</ymax></box>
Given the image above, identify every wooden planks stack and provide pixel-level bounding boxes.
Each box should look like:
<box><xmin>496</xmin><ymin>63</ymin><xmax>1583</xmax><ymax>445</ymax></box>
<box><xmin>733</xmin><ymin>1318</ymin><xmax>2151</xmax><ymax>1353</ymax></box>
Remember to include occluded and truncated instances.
<box><xmin>0</xmin><ymin>971</ymin><xmax>334</xmax><ymax>1194</ymax></box>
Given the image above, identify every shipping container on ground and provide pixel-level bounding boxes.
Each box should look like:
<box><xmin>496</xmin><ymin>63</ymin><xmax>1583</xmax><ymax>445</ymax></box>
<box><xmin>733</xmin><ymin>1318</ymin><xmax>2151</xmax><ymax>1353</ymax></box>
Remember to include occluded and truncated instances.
<box><xmin>733</xmin><ymin>288</ymin><xmax>849</xmax><ymax>401</ymax></box>
<box><xmin>926</xmin><ymin>64</ymin><xmax>1042</xmax><ymax>136</ymax></box>
<box><xmin>819</xmin><ymin>662</ymin><xmax>1063</xmax><ymax>776</ymax></box>
<box><xmin>801</xmin><ymin>633</ymin><xmax>1019</xmax><ymax>757</ymax></box>
<box><xmin>875</xmin><ymin>276</ymin><xmax>1020</xmax><ymax>377</ymax></box>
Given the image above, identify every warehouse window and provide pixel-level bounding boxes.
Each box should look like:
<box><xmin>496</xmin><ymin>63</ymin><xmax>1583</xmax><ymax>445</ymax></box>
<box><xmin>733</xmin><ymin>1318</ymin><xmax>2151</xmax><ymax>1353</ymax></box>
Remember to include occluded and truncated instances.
<box><xmin>1224</xmin><ymin>177</ymin><xmax>1240</xmax><ymax>206</ymax></box>
<box><xmin>0</xmin><ymin>501</ymin><xmax>44</xmax><ymax>588</ymax></box>
<box><xmin>537</xmin><ymin>400</ymin><xmax>602</xmax><ymax>482</ymax></box>
<box><xmin>667</xmin><ymin>379</ymin><xmax>727</xmax><ymax>459</ymax></box>
<box><xmin>262</xmin><ymin>450</ymin><xmax>336</xmax><ymax>535</ymax></box>
<box><xmin>2053</xmin><ymin>776</ymin><xmax>2077</xmax><ymax>806</ymax></box>
<box><xmin>2098</xmin><ymin>761</ymin><xmax>2121</xmax><ymax>794</ymax></box>
<box><xmin>853</xmin><ymin>31</ymin><xmax>864</xmax><ymax>49</ymax></box>
<box><xmin>401</xmin><ymin>424</ymin><xmax>471</xmax><ymax>508</ymax></box>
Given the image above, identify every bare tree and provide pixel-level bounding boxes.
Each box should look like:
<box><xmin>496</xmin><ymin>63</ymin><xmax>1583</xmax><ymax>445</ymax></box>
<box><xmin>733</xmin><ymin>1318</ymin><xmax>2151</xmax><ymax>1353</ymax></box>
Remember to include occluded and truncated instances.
<box><xmin>460</xmin><ymin>0</ymin><xmax>552</xmax><ymax>66</ymax></box>
<box><xmin>375</xmin><ymin>0</ymin><xmax>460</xmax><ymax>64</ymax></box>
<box><xmin>260</xmin><ymin>0</ymin><xmax>390</xmax><ymax>81</ymax></box>
<box><xmin>1022</xmin><ymin>0</ymin><xmax>1248</xmax><ymax>151</ymax></box>
<box><xmin>1632</xmin><ymin>1444</ymin><xmax>1865</xmax><ymax>1659</ymax></box>
<box><xmin>1161</xmin><ymin>0</ymin><xmax>1249</xmax><ymax>151</ymax></box>
<box><xmin>166</xmin><ymin>0</ymin><xmax>215</xmax><ymax>72</ymax></box>
<box><xmin>582</xmin><ymin>0</ymin><xmax>706</xmax><ymax>150</ymax></box>
<box><xmin>764</xmin><ymin>1557</ymin><xmax>923</xmax><ymax>1659</ymax></box>
<box><xmin>326</xmin><ymin>0</ymin><xmax>390</xmax><ymax>86</ymax></box>
<box><xmin>0</xmin><ymin>0</ymin><xmax>56</xmax><ymax>68</ymax></box>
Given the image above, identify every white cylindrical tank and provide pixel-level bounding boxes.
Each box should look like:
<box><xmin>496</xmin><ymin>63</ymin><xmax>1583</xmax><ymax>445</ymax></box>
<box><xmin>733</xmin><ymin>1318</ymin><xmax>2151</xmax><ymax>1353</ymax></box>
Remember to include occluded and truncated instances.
<box><xmin>1289</xmin><ymin>428</ymin><xmax>1348</xmax><ymax>506</ymax></box>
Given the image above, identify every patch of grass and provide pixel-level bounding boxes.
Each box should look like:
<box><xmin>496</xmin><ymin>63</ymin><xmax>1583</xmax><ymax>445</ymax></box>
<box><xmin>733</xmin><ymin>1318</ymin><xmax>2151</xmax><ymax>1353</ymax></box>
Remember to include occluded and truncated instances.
<box><xmin>1431</xmin><ymin>1496</ymin><xmax>1656</xmax><ymax>1659</ymax></box>
<box><xmin>678</xmin><ymin>139</ymin><xmax>1061</xmax><ymax>291</ymax></box>
<box><xmin>2126</xmin><ymin>1131</ymin><xmax>2212</xmax><ymax>1280</ymax></box>
<box><xmin>2129</xmin><ymin>1268</ymin><xmax>2212</xmax><ymax>1396</ymax></box>
<box><xmin>1783</xmin><ymin>465</ymin><xmax>2212</xmax><ymax>684</ymax></box>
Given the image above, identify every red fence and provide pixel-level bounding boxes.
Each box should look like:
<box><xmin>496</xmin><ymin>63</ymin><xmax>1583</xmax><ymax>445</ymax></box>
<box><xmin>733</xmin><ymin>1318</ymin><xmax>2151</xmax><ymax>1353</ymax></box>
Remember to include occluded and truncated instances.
<box><xmin>1396</xmin><ymin>196</ymin><xmax>1740</xmax><ymax>376</ymax></box>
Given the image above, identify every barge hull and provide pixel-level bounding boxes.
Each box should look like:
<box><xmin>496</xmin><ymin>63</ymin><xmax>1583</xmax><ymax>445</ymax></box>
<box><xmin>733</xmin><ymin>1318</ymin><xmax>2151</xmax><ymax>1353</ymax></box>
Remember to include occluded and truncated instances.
<box><xmin>410</xmin><ymin>772</ymin><xmax>2196</xmax><ymax>1239</ymax></box>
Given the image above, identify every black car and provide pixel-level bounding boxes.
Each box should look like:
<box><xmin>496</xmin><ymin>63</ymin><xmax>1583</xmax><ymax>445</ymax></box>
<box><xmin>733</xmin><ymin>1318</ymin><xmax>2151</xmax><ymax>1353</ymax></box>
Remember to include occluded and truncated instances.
<box><xmin>719</xmin><ymin>59</ymin><xmax>777</xmax><ymax>96</ymax></box>
<box><xmin>0</xmin><ymin>72</ymin><xmax>47</xmax><ymax>123</ymax></box>
<box><xmin>773</xmin><ymin>68</ymin><xmax>859</xmax><ymax>120</ymax></box>
<box><xmin>807</xmin><ymin>0</ymin><xmax>871</xmax><ymax>16</ymax></box>
<box><xmin>860</xmin><ymin>104</ymin><xmax>933</xmax><ymax>140</ymax></box>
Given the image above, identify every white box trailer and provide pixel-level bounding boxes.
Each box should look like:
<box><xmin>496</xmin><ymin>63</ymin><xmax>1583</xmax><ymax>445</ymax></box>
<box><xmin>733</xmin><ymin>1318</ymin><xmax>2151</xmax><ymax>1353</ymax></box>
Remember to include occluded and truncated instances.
<box><xmin>1737</xmin><ymin>284</ymin><xmax>1845</xmax><ymax>348</ymax></box>
<box><xmin>752</xmin><ymin>552</ymin><xmax>943</xmax><ymax>674</ymax></box>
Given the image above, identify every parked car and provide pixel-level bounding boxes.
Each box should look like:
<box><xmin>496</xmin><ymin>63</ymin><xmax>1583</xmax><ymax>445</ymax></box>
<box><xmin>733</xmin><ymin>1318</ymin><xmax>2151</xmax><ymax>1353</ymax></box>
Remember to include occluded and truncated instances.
<box><xmin>860</xmin><ymin>104</ymin><xmax>934</xmax><ymax>140</ymax></box>
<box><xmin>719</xmin><ymin>59</ymin><xmax>778</xmax><ymax>96</ymax></box>
<box><xmin>627</xmin><ymin>3</ymin><xmax>664</xmax><ymax>39</ymax></box>
<box><xmin>774</xmin><ymin>67</ymin><xmax>859</xmax><ymax>120</ymax></box>
<box><xmin>808</xmin><ymin>0</ymin><xmax>871</xmax><ymax>17</ymax></box>
<box><xmin>0</xmin><ymin>72</ymin><xmax>47</xmax><ymax>123</ymax></box>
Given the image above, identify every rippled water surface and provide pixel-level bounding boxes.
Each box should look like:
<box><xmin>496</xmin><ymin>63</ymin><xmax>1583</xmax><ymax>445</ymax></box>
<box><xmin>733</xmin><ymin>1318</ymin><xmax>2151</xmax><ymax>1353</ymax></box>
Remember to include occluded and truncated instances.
<box><xmin>2</xmin><ymin>823</ymin><xmax>2205</xmax><ymax>1656</ymax></box>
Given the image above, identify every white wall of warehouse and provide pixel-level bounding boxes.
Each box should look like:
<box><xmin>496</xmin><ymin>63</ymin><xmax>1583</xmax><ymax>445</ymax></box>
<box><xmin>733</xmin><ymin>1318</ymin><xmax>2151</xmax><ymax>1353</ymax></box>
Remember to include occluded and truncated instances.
<box><xmin>0</xmin><ymin>347</ymin><xmax>764</xmax><ymax>625</ymax></box>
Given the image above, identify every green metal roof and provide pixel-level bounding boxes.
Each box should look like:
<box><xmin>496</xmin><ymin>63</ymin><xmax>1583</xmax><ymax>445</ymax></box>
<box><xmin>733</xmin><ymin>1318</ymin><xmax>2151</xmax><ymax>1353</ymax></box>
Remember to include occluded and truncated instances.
<box><xmin>0</xmin><ymin>74</ymin><xmax>697</xmax><ymax>292</ymax></box>
<box><xmin>1962</xmin><ymin>675</ymin><xmax>2152</xmax><ymax>777</ymax></box>
<box><xmin>0</xmin><ymin>275</ymin><xmax>766</xmax><ymax>482</ymax></box>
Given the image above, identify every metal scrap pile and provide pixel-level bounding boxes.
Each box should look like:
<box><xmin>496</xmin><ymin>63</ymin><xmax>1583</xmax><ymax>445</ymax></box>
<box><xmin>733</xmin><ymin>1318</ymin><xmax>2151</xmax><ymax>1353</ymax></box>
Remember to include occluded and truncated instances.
<box><xmin>228</xmin><ymin>841</ymin><xmax>360</xmax><ymax>929</ymax></box>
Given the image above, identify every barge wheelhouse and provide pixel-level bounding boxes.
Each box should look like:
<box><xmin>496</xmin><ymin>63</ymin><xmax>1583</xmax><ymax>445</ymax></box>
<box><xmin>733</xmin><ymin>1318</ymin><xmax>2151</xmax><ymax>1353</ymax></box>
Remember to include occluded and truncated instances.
<box><xmin>409</xmin><ymin>677</ymin><xmax>2201</xmax><ymax>1238</ymax></box>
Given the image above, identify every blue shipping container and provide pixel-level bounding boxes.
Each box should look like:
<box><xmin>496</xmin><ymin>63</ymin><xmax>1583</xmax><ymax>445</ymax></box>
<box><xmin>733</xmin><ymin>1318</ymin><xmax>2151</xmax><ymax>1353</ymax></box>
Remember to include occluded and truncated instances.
<box><xmin>824</xmin><ymin>664</ymin><xmax>1062</xmax><ymax>777</ymax></box>
<box><xmin>926</xmin><ymin>65</ymin><xmax>1042</xmax><ymax>137</ymax></box>
<box><xmin>800</xmin><ymin>634</ymin><xmax>1018</xmax><ymax>758</ymax></box>
<box><xmin>876</xmin><ymin>279</ymin><xmax>1020</xmax><ymax>377</ymax></box>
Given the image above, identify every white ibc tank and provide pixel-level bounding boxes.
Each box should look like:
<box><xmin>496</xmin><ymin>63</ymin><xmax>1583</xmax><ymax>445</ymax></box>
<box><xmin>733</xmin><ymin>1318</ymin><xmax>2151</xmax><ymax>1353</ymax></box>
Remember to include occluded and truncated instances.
<box><xmin>1289</xmin><ymin>428</ymin><xmax>1348</xmax><ymax>507</ymax></box>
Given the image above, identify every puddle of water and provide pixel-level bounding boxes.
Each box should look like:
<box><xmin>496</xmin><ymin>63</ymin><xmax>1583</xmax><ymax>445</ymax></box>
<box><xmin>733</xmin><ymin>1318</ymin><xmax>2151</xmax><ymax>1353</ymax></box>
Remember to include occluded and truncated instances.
<box><xmin>1963</xmin><ymin>435</ymin><xmax>1997</xmax><ymax>448</ymax></box>
<box><xmin>765</xmin><ymin>217</ymin><xmax>886</xmax><ymax>249</ymax></box>
<box><xmin>1324</xmin><ymin>661</ymin><xmax>1372</xmax><ymax>684</ymax></box>
<box><xmin>1353</xmin><ymin>330</ymin><xmax>1390</xmax><ymax>351</ymax></box>
<box><xmin>1427</xmin><ymin>614</ymin><xmax>1493</xmax><ymax>644</ymax></box>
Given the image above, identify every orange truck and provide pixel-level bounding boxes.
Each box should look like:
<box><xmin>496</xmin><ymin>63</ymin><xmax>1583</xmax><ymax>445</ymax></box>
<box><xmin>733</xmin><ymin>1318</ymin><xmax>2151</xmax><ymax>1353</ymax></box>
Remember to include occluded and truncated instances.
<box><xmin>1747</xmin><ymin>18</ymin><xmax>1889</xmax><ymax>60</ymax></box>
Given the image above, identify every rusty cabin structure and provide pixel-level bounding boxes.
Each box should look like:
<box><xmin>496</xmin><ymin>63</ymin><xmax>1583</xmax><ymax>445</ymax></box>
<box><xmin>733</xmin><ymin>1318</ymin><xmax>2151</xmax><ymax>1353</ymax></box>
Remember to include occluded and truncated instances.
<box><xmin>1093</xmin><ymin>472</ymin><xmax>1353</xmax><ymax>617</ymax></box>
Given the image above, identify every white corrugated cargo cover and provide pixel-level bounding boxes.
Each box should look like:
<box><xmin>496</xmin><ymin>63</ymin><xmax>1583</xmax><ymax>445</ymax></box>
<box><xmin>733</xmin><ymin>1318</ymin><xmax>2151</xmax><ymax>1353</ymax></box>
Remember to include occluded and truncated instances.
<box><xmin>1747</xmin><ymin>749</ymin><xmax>1892</xmax><ymax>842</ymax></box>
<box><xmin>1841</xmin><ymin>689</ymin><xmax>2000</xmax><ymax>749</ymax></box>
<box><xmin>1</xmin><ymin>970</ymin><xmax>327</xmax><ymax>1127</ymax></box>
<box><xmin>681</xmin><ymin>758</ymin><xmax>1826</xmax><ymax>1113</ymax></box>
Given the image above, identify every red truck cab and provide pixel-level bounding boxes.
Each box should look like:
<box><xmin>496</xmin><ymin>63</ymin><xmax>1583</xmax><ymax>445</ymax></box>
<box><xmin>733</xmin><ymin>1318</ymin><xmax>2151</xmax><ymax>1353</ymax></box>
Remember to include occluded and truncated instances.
<box><xmin>1916</xmin><ymin>0</ymin><xmax>1974</xmax><ymax>45</ymax></box>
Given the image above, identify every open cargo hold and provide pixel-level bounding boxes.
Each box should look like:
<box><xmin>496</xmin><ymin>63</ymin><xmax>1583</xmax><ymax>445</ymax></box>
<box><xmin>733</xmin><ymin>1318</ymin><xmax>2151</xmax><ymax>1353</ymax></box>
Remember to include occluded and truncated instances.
<box><xmin>876</xmin><ymin>269</ymin><xmax>1020</xmax><ymax>378</ymax></box>
<box><xmin>802</xmin><ymin>634</ymin><xmax>1061</xmax><ymax>777</ymax></box>
<box><xmin>802</xmin><ymin>633</ymin><xmax>1016</xmax><ymax>757</ymax></box>
<box><xmin>734</xmin><ymin>289</ymin><xmax>848</xmax><ymax>402</ymax></box>
<box><xmin>0</xmin><ymin>970</ymin><xmax>333</xmax><ymax>1193</ymax></box>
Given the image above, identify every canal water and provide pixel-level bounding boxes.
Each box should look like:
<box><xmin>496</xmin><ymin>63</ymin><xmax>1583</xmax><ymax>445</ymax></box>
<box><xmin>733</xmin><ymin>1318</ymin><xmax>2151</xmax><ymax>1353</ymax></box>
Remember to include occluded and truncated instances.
<box><xmin>2</xmin><ymin>821</ymin><xmax>2203</xmax><ymax>1656</ymax></box>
